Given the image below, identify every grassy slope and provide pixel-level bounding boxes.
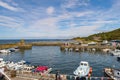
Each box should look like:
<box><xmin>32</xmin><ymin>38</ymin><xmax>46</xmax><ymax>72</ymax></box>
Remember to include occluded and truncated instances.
<box><xmin>73</xmin><ymin>28</ymin><xmax>120</xmax><ymax>41</ymax></box>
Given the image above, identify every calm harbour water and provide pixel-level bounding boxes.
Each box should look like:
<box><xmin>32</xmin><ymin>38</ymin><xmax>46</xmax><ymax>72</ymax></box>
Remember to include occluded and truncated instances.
<box><xmin>0</xmin><ymin>46</ymin><xmax>120</xmax><ymax>77</ymax></box>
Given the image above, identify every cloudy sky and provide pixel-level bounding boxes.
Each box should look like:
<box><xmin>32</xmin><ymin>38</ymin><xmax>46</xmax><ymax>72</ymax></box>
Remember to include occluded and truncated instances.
<box><xmin>0</xmin><ymin>0</ymin><xmax>120</xmax><ymax>39</ymax></box>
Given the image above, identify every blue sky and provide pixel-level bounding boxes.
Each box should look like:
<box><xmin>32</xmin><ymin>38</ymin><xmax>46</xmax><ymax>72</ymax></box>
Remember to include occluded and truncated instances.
<box><xmin>0</xmin><ymin>0</ymin><xmax>120</xmax><ymax>39</ymax></box>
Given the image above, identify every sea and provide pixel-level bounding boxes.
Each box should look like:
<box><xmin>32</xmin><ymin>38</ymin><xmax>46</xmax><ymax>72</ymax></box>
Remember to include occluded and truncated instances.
<box><xmin>0</xmin><ymin>39</ymin><xmax>120</xmax><ymax>77</ymax></box>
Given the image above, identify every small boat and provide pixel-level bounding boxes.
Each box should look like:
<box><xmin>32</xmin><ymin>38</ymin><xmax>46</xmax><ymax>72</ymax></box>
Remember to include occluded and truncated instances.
<box><xmin>6</xmin><ymin>60</ymin><xmax>33</xmax><ymax>71</ymax></box>
<box><xmin>33</xmin><ymin>66</ymin><xmax>52</xmax><ymax>74</ymax></box>
<box><xmin>102</xmin><ymin>48</ymin><xmax>111</xmax><ymax>53</ymax></box>
<box><xmin>0</xmin><ymin>49</ymin><xmax>10</xmax><ymax>53</ymax></box>
<box><xmin>73</xmin><ymin>61</ymin><xmax>92</xmax><ymax>78</ymax></box>
<box><xmin>6</xmin><ymin>62</ymin><xmax>16</xmax><ymax>70</ymax></box>
<box><xmin>111</xmin><ymin>49</ymin><xmax>120</xmax><ymax>56</ymax></box>
<box><xmin>0</xmin><ymin>58</ymin><xmax>6</xmax><ymax>68</ymax></box>
<box><xmin>75</xmin><ymin>48</ymin><xmax>79</xmax><ymax>52</ymax></box>
<box><xmin>17</xmin><ymin>60</ymin><xmax>26</xmax><ymax>65</ymax></box>
<box><xmin>9</xmin><ymin>47</ymin><xmax>19</xmax><ymax>52</ymax></box>
<box><xmin>104</xmin><ymin>68</ymin><xmax>120</xmax><ymax>80</ymax></box>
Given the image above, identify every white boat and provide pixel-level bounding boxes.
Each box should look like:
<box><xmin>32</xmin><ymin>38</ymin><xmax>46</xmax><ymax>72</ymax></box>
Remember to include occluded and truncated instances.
<box><xmin>111</xmin><ymin>49</ymin><xmax>120</xmax><ymax>56</ymax></box>
<box><xmin>0</xmin><ymin>49</ymin><xmax>10</xmax><ymax>53</ymax></box>
<box><xmin>104</xmin><ymin>68</ymin><xmax>120</xmax><ymax>80</ymax></box>
<box><xmin>6</xmin><ymin>62</ymin><xmax>16</xmax><ymax>70</ymax></box>
<box><xmin>0</xmin><ymin>58</ymin><xmax>6</xmax><ymax>68</ymax></box>
<box><xmin>73</xmin><ymin>61</ymin><xmax>92</xmax><ymax>77</ymax></box>
<box><xmin>102</xmin><ymin>48</ymin><xmax>111</xmax><ymax>53</ymax></box>
<box><xmin>75</xmin><ymin>48</ymin><xmax>79</xmax><ymax>52</ymax></box>
<box><xmin>6</xmin><ymin>60</ymin><xmax>34</xmax><ymax>71</ymax></box>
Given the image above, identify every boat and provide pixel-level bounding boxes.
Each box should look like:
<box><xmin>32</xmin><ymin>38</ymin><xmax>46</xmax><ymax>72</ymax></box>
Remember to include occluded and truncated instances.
<box><xmin>6</xmin><ymin>60</ymin><xmax>34</xmax><ymax>71</ymax></box>
<box><xmin>0</xmin><ymin>49</ymin><xmax>10</xmax><ymax>53</ymax></box>
<box><xmin>75</xmin><ymin>48</ymin><xmax>79</xmax><ymax>52</ymax></box>
<box><xmin>73</xmin><ymin>61</ymin><xmax>92</xmax><ymax>78</ymax></box>
<box><xmin>33</xmin><ymin>66</ymin><xmax>52</xmax><ymax>74</ymax></box>
<box><xmin>111</xmin><ymin>49</ymin><xmax>120</xmax><ymax>56</ymax></box>
<box><xmin>104</xmin><ymin>68</ymin><xmax>120</xmax><ymax>80</ymax></box>
<box><xmin>6</xmin><ymin>62</ymin><xmax>16</xmax><ymax>70</ymax></box>
<box><xmin>102</xmin><ymin>48</ymin><xmax>111</xmax><ymax>53</ymax></box>
<box><xmin>0</xmin><ymin>58</ymin><xmax>6</xmax><ymax>68</ymax></box>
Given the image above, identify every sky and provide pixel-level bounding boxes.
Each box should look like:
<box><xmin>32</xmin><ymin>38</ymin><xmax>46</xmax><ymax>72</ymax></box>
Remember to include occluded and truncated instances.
<box><xmin>0</xmin><ymin>0</ymin><xmax>120</xmax><ymax>39</ymax></box>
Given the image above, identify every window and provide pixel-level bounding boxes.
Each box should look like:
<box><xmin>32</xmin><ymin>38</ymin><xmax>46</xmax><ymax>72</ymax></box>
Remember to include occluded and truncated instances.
<box><xmin>84</xmin><ymin>64</ymin><xmax>87</xmax><ymax>66</ymax></box>
<box><xmin>117</xmin><ymin>72</ymin><xmax>120</xmax><ymax>75</ymax></box>
<box><xmin>81</xmin><ymin>63</ymin><xmax>83</xmax><ymax>65</ymax></box>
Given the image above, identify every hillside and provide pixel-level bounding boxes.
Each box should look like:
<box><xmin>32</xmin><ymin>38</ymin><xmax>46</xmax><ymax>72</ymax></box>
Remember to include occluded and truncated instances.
<box><xmin>73</xmin><ymin>28</ymin><xmax>120</xmax><ymax>41</ymax></box>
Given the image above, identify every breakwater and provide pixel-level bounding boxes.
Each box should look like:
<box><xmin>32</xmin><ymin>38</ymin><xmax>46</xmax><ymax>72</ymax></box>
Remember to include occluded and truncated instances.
<box><xmin>60</xmin><ymin>45</ymin><xmax>115</xmax><ymax>52</ymax></box>
<box><xmin>0</xmin><ymin>43</ymin><xmax>32</xmax><ymax>49</ymax></box>
<box><xmin>0</xmin><ymin>42</ymin><xmax>63</xmax><ymax>49</ymax></box>
<box><xmin>32</xmin><ymin>42</ymin><xmax>63</xmax><ymax>46</ymax></box>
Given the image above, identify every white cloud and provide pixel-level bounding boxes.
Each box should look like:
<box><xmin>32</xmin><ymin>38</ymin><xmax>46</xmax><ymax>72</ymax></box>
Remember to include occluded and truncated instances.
<box><xmin>17</xmin><ymin>10</ymin><xmax>100</xmax><ymax>38</ymax></box>
<box><xmin>46</xmin><ymin>6</ymin><xmax>55</xmax><ymax>15</ymax></box>
<box><xmin>93</xmin><ymin>20</ymin><xmax>118</xmax><ymax>24</ymax></box>
<box><xmin>61</xmin><ymin>0</ymin><xmax>89</xmax><ymax>9</ymax></box>
<box><xmin>7</xmin><ymin>0</ymin><xmax>18</xmax><ymax>6</ymax></box>
<box><xmin>0</xmin><ymin>0</ymin><xmax>20</xmax><ymax>11</ymax></box>
<box><xmin>0</xmin><ymin>15</ymin><xmax>24</xmax><ymax>28</ymax></box>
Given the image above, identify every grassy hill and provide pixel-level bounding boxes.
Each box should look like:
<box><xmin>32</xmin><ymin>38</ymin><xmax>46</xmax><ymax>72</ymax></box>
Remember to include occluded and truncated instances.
<box><xmin>73</xmin><ymin>28</ymin><xmax>120</xmax><ymax>41</ymax></box>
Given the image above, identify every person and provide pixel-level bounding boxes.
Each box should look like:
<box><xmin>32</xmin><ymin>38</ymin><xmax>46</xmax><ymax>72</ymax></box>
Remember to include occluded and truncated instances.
<box><xmin>55</xmin><ymin>70</ymin><xmax>61</xmax><ymax>80</ymax></box>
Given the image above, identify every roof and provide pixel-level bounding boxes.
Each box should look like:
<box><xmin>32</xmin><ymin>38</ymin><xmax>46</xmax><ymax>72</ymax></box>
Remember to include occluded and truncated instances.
<box><xmin>80</xmin><ymin>61</ymin><xmax>89</xmax><ymax>64</ymax></box>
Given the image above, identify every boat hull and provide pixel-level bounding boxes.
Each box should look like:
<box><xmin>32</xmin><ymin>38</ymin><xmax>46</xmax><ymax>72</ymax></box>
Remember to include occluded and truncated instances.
<box><xmin>104</xmin><ymin>68</ymin><xmax>120</xmax><ymax>80</ymax></box>
<box><xmin>117</xmin><ymin>56</ymin><xmax>120</xmax><ymax>61</ymax></box>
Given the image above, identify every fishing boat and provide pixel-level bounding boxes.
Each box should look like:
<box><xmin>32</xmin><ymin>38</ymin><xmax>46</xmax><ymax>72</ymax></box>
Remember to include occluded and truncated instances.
<box><xmin>104</xmin><ymin>68</ymin><xmax>120</xmax><ymax>80</ymax></box>
<box><xmin>73</xmin><ymin>61</ymin><xmax>92</xmax><ymax>78</ymax></box>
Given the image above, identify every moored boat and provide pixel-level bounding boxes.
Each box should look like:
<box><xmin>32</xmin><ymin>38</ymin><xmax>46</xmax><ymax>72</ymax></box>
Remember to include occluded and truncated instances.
<box><xmin>6</xmin><ymin>60</ymin><xmax>34</xmax><ymax>71</ymax></box>
<box><xmin>104</xmin><ymin>68</ymin><xmax>120</xmax><ymax>80</ymax></box>
<box><xmin>73</xmin><ymin>61</ymin><xmax>92</xmax><ymax>78</ymax></box>
<box><xmin>9</xmin><ymin>48</ymin><xmax>19</xmax><ymax>52</ymax></box>
<box><xmin>0</xmin><ymin>49</ymin><xmax>10</xmax><ymax>53</ymax></box>
<box><xmin>0</xmin><ymin>58</ymin><xmax>6</xmax><ymax>68</ymax></box>
<box><xmin>102</xmin><ymin>48</ymin><xmax>111</xmax><ymax>53</ymax></box>
<box><xmin>33</xmin><ymin>66</ymin><xmax>52</xmax><ymax>74</ymax></box>
<box><xmin>110</xmin><ymin>49</ymin><xmax>120</xmax><ymax>56</ymax></box>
